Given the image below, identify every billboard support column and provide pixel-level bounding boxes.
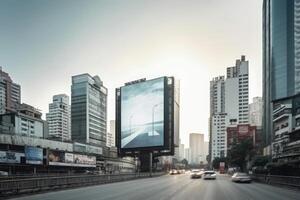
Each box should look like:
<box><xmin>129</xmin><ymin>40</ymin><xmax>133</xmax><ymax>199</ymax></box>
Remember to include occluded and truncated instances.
<box><xmin>149</xmin><ymin>152</ymin><xmax>153</xmax><ymax>177</ymax></box>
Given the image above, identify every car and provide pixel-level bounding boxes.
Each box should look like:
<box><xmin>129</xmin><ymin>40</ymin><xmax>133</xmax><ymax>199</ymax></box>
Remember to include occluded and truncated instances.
<box><xmin>203</xmin><ymin>171</ymin><xmax>216</xmax><ymax>180</ymax></box>
<box><xmin>169</xmin><ymin>169</ymin><xmax>178</xmax><ymax>175</ymax></box>
<box><xmin>190</xmin><ymin>169</ymin><xmax>202</xmax><ymax>179</ymax></box>
<box><xmin>231</xmin><ymin>173</ymin><xmax>252</xmax><ymax>183</ymax></box>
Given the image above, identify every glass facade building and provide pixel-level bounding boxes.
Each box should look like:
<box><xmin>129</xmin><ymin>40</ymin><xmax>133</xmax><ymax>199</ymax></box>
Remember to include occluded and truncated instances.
<box><xmin>71</xmin><ymin>74</ymin><xmax>107</xmax><ymax>147</ymax></box>
<box><xmin>263</xmin><ymin>0</ymin><xmax>300</xmax><ymax>160</ymax></box>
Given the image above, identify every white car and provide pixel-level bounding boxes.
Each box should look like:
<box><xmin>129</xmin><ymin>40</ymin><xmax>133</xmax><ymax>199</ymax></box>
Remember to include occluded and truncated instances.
<box><xmin>190</xmin><ymin>169</ymin><xmax>202</xmax><ymax>179</ymax></box>
<box><xmin>203</xmin><ymin>171</ymin><xmax>216</xmax><ymax>180</ymax></box>
<box><xmin>231</xmin><ymin>173</ymin><xmax>252</xmax><ymax>183</ymax></box>
<box><xmin>169</xmin><ymin>169</ymin><xmax>178</xmax><ymax>175</ymax></box>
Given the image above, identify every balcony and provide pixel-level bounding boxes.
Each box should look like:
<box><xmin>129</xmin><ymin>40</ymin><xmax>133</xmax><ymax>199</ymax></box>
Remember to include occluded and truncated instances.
<box><xmin>274</xmin><ymin>126</ymin><xmax>291</xmax><ymax>137</ymax></box>
<box><xmin>273</xmin><ymin>113</ymin><xmax>291</xmax><ymax>122</ymax></box>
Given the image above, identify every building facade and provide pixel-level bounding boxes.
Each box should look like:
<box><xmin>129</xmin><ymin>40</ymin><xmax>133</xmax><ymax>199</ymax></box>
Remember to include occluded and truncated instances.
<box><xmin>263</xmin><ymin>0</ymin><xmax>300</xmax><ymax>161</ymax></box>
<box><xmin>71</xmin><ymin>74</ymin><xmax>107</xmax><ymax>148</ymax></box>
<box><xmin>189</xmin><ymin>133</ymin><xmax>206</xmax><ymax>164</ymax></box>
<box><xmin>249</xmin><ymin>97</ymin><xmax>263</xmax><ymax>126</ymax></box>
<box><xmin>0</xmin><ymin>103</ymin><xmax>47</xmax><ymax>138</ymax></box>
<box><xmin>0</xmin><ymin>67</ymin><xmax>20</xmax><ymax>114</ymax></box>
<box><xmin>184</xmin><ymin>148</ymin><xmax>190</xmax><ymax>162</ymax></box>
<box><xmin>179</xmin><ymin>142</ymin><xmax>185</xmax><ymax>161</ymax></box>
<box><xmin>211</xmin><ymin>113</ymin><xmax>227</xmax><ymax>160</ymax></box>
<box><xmin>46</xmin><ymin>94</ymin><xmax>71</xmax><ymax>141</ymax></box>
<box><xmin>227</xmin><ymin>124</ymin><xmax>261</xmax><ymax>153</ymax></box>
<box><xmin>209</xmin><ymin>76</ymin><xmax>225</xmax><ymax>162</ymax></box>
<box><xmin>107</xmin><ymin>120</ymin><xmax>115</xmax><ymax>147</ymax></box>
<box><xmin>209</xmin><ymin>56</ymin><xmax>250</xmax><ymax>162</ymax></box>
<box><xmin>225</xmin><ymin>55</ymin><xmax>249</xmax><ymax>124</ymax></box>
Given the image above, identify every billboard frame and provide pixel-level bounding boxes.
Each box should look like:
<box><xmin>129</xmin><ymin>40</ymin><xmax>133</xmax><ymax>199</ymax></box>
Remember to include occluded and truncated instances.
<box><xmin>116</xmin><ymin>76</ymin><xmax>175</xmax><ymax>156</ymax></box>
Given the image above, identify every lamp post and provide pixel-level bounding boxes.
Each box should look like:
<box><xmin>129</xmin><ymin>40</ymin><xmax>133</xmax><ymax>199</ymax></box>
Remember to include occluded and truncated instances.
<box><xmin>129</xmin><ymin>114</ymin><xmax>134</xmax><ymax>135</ymax></box>
<box><xmin>151</xmin><ymin>103</ymin><xmax>162</xmax><ymax>136</ymax></box>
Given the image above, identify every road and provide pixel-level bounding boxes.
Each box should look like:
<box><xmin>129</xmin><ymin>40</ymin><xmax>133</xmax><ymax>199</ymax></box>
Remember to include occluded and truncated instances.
<box><xmin>12</xmin><ymin>173</ymin><xmax>300</xmax><ymax>200</ymax></box>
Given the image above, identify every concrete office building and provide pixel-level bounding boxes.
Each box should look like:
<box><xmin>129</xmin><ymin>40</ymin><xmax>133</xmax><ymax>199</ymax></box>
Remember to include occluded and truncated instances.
<box><xmin>189</xmin><ymin>133</ymin><xmax>206</xmax><ymax>164</ymax></box>
<box><xmin>179</xmin><ymin>141</ymin><xmax>185</xmax><ymax>161</ymax></box>
<box><xmin>46</xmin><ymin>94</ymin><xmax>71</xmax><ymax>141</ymax></box>
<box><xmin>209</xmin><ymin>76</ymin><xmax>225</xmax><ymax>162</ymax></box>
<box><xmin>263</xmin><ymin>0</ymin><xmax>300</xmax><ymax>161</ymax></box>
<box><xmin>209</xmin><ymin>56</ymin><xmax>249</xmax><ymax>162</ymax></box>
<box><xmin>71</xmin><ymin>74</ymin><xmax>107</xmax><ymax>148</ymax></box>
<box><xmin>209</xmin><ymin>76</ymin><xmax>227</xmax><ymax>161</ymax></box>
<box><xmin>184</xmin><ymin>148</ymin><xmax>191</xmax><ymax>162</ymax></box>
<box><xmin>0</xmin><ymin>103</ymin><xmax>47</xmax><ymax>138</ymax></box>
<box><xmin>107</xmin><ymin>120</ymin><xmax>115</xmax><ymax>147</ymax></box>
<box><xmin>204</xmin><ymin>141</ymin><xmax>209</xmax><ymax>162</ymax></box>
<box><xmin>225</xmin><ymin>55</ymin><xmax>249</xmax><ymax>124</ymax></box>
<box><xmin>211</xmin><ymin>113</ymin><xmax>227</xmax><ymax>160</ymax></box>
<box><xmin>249</xmin><ymin>97</ymin><xmax>263</xmax><ymax>127</ymax></box>
<box><xmin>0</xmin><ymin>67</ymin><xmax>20</xmax><ymax>114</ymax></box>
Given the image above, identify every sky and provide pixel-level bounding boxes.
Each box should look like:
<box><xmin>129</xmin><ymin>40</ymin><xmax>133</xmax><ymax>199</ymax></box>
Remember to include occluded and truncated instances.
<box><xmin>0</xmin><ymin>0</ymin><xmax>262</xmax><ymax>147</ymax></box>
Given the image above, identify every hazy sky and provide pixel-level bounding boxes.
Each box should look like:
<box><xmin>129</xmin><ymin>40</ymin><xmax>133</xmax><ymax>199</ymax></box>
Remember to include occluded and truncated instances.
<box><xmin>0</xmin><ymin>0</ymin><xmax>262</xmax><ymax>147</ymax></box>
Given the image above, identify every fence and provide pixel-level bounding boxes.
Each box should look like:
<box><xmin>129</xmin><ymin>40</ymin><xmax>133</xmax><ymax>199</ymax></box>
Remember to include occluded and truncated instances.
<box><xmin>0</xmin><ymin>172</ymin><xmax>165</xmax><ymax>197</ymax></box>
<box><xmin>251</xmin><ymin>174</ymin><xmax>300</xmax><ymax>189</ymax></box>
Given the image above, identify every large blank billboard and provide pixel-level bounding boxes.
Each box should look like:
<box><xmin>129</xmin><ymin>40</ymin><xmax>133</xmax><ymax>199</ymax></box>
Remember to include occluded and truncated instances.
<box><xmin>121</xmin><ymin>77</ymin><xmax>165</xmax><ymax>149</ymax></box>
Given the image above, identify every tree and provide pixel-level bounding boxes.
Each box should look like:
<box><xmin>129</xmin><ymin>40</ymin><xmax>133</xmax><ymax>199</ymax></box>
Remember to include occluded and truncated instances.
<box><xmin>212</xmin><ymin>157</ymin><xmax>227</xmax><ymax>170</ymax></box>
<box><xmin>227</xmin><ymin>139</ymin><xmax>254</xmax><ymax>172</ymax></box>
<box><xmin>181</xmin><ymin>159</ymin><xmax>188</xmax><ymax>166</ymax></box>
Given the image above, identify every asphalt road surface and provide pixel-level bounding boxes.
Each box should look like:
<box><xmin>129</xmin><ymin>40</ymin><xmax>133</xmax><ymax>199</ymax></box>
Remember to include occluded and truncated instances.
<box><xmin>12</xmin><ymin>173</ymin><xmax>300</xmax><ymax>200</ymax></box>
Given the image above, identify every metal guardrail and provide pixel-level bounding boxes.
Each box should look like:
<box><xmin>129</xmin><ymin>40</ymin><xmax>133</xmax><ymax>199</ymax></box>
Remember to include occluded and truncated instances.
<box><xmin>251</xmin><ymin>174</ymin><xmax>300</xmax><ymax>189</ymax></box>
<box><xmin>0</xmin><ymin>172</ymin><xmax>165</xmax><ymax>196</ymax></box>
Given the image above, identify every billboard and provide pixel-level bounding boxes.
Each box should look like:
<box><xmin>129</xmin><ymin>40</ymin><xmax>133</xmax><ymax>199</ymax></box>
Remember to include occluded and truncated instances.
<box><xmin>0</xmin><ymin>151</ymin><xmax>24</xmax><ymax>164</ymax></box>
<box><xmin>25</xmin><ymin>146</ymin><xmax>43</xmax><ymax>165</ymax></box>
<box><xmin>116</xmin><ymin>76</ymin><xmax>178</xmax><ymax>156</ymax></box>
<box><xmin>73</xmin><ymin>154</ymin><xmax>96</xmax><ymax>166</ymax></box>
<box><xmin>48</xmin><ymin>150</ymin><xmax>96</xmax><ymax>167</ymax></box>
<box><xmin>120</xmin><ymin>77</ymin><xmax>165</xmax><ymax>149</ymax></box>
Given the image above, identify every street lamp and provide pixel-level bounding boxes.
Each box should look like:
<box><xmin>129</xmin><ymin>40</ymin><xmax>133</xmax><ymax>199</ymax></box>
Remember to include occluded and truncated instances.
<box><xmin>129</xmin><ymin>114</ymin><xmax>134</xmax><ymax>135</ymax></box>
<box><xmin>151</xmin><ymin>103</ymin><xmax>162</xmax><ymax>136</ymax></box>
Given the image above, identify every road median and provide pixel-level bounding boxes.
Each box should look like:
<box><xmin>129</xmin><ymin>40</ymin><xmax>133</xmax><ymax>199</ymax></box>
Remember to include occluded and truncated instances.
<box><xmin>0</xmin><ymin>172</ymin><xmax>166</xmax><ymax>198</ymax></box>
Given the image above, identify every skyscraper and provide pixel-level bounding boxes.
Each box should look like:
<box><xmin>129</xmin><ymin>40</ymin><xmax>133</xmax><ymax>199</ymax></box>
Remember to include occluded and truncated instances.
<box><xmin>107</xmin><ymin>120</ymin><xmax>115</xmax><ymax>147</ymax></box>
<box><xmin>184</xmin><ymin>148</ymin><xmax>191</xmax><ymax>162</ymax></box>
<box><xmin>189</xmin><ymin>133</ymin><xmax>205</xmax><ymax>164</ymax></box>
<box><xmin>209</xmin><ymin>56</ymin><xmax>250</xmax><ymax>162</ymax></box>
<box><xmin>46</xmin><ymin>94</ymin><xmax>71</xmax><ymax>141</ymax></box>
<box><xmin>249</xmin><ymin>97</ymin><xmax>263</xmax><ymax>127</ymax></box>
<box><xmin>0</xmin><ymin>67</ymin><xmax>20</xmax><ymax>114</ymax></box>
<box><xmin>225</xmin><ymin>55</ymin><xmax>249</xmax><ymax>124</ymax></box>
<box><xmin>209</xmin><ymin>76</ymin><xmax>225</xmax><ymax>162</ymax></box>
<box><xmin>263</xmin><ymin>0</ymin><xmax>300</xmax><ymax>160</ymax></box>
<box><xmin>179</xmin><ymin>141</ymin><xmax>185</xmax><ymax>161</ymax></box>
<box><xmin>71</xmin><ymin>74</ymin><xmax>107</xmax><ymax>147</ymax></box>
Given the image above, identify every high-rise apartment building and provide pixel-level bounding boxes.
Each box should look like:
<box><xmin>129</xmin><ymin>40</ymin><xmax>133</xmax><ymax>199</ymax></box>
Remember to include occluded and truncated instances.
<box><xmin>249</xmin><ymin>97</ymin><xmax>263</xmax><ymax>127</ymax></box>
<box><xmin>263</xmin><ymin>0</ymin><xmax>300</xmax><ymax>161</ymax></box>
<box><xmin>179</xmin><ymin>142</ymin><xmax>185</xmax><ymax>161</ymax></box>
<box><xmin>225</xmin><ymin>55</ymin><xmax>249</xmax><ymax>124</ymax></box>
<box><xmin>71</xmin><ymin>74</ymin><xmax>107</xmax><ymax>147</ymax></box>
<box><xmin>211</xmin><ymin>113</ymin><xmax>227</xmax><ymax>160</ymax></box>
<box><xmin>209</xmin><ymin>56</ymin><xmax>249</xmax><ymax>162</ymax></box>
<box><xmin>46</xmin><ymin>94</ymin><xmax>71</xmax><ymax>141</ymax></box>
<box><xmin>184</xmin><ymin>148</ymin><xmax>190</xmax><ymax>162</ymax></box>
<box><xmin>107</xmin><ymin>120</ymin><xmax>115</xmax><ymax>147</ymax></box>
<box><xmin>209</xmin><ymin>76</ymin><xmax>225</xmax><ymax>162</ymax></box>
<box><xmin>0</xmin><ymin>67</ymin><xmax>20</xmax><ymax>114</ymax></box>
<box><xmin>189</xmin><ymin>133</ymin><xmax>205</xmax><ymax>164</ymax></box>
